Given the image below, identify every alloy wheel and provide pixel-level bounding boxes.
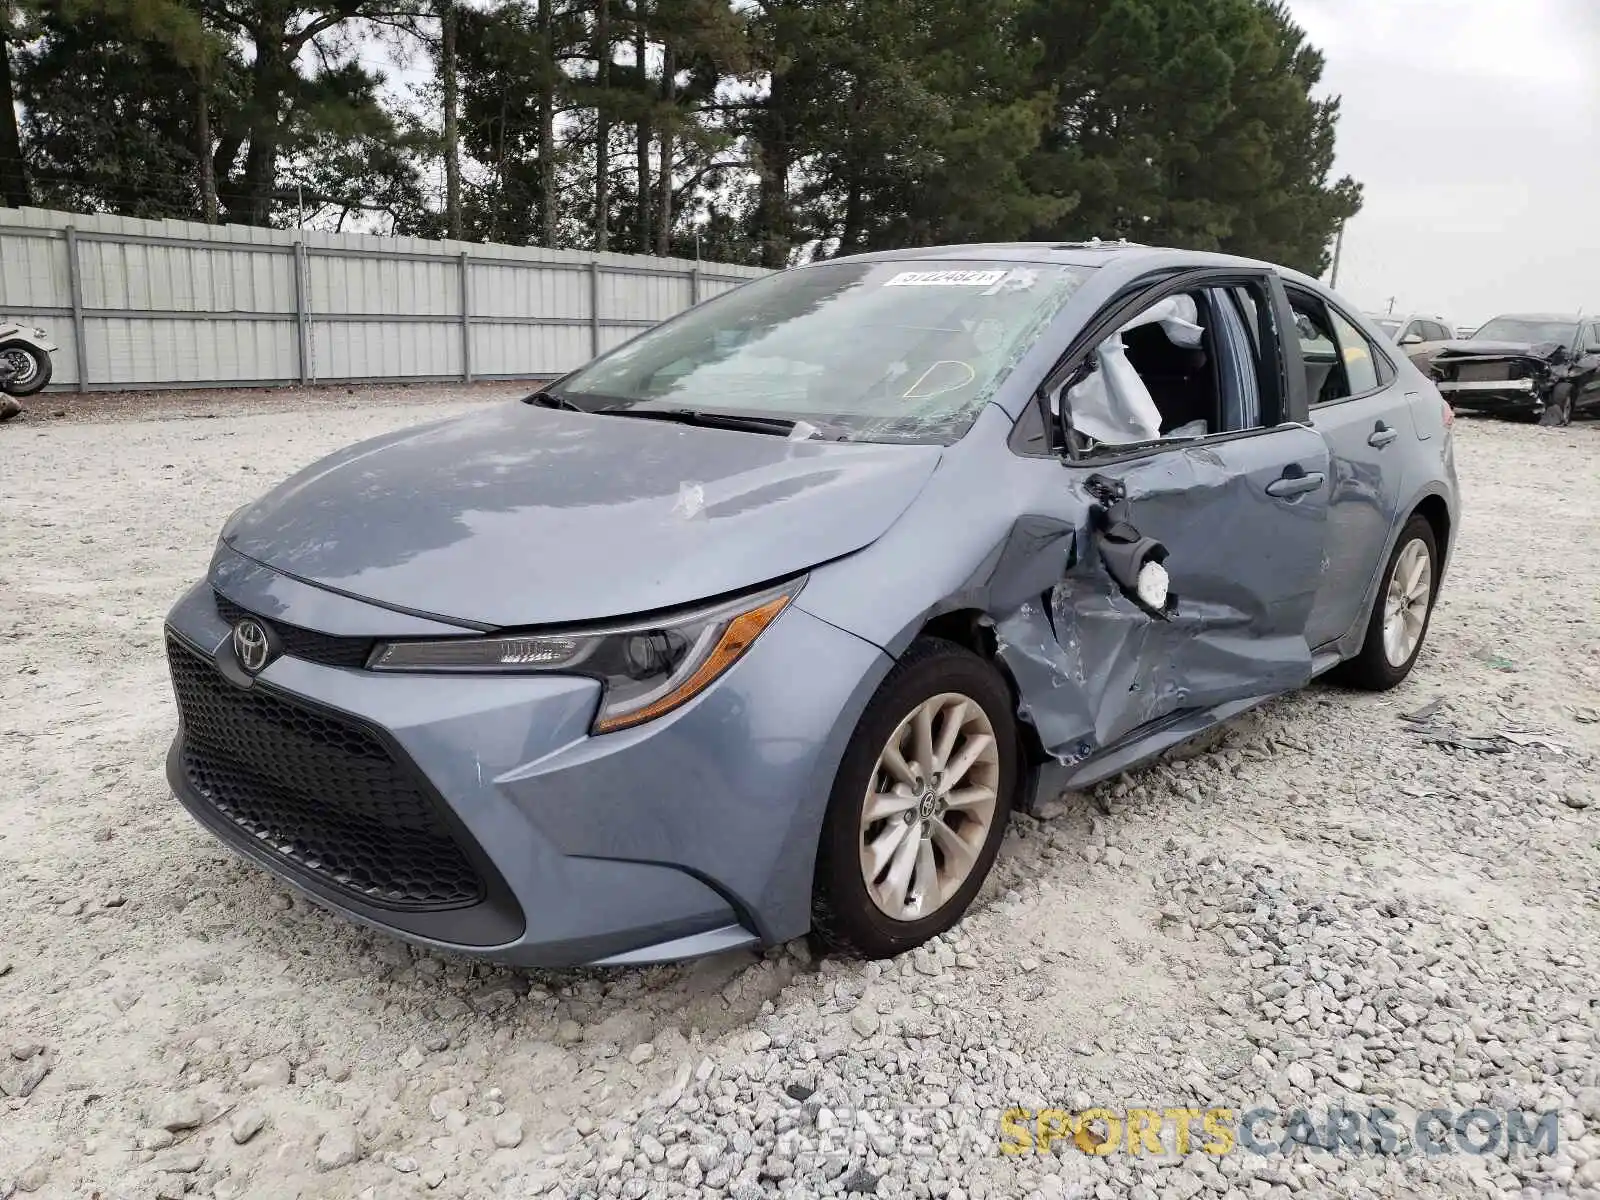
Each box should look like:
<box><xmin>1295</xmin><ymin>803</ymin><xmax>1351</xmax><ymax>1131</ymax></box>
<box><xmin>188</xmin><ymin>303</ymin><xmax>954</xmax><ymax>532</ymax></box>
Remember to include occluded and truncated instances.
<box><xmin>2</xmin><ymin>349</ymin><xmax>38</xmax><ymax>386</ymax></box>
<box><xmin>1382</xmin><ymin>538</ymin><xmax>1432</xmax><ymax>666</ymax></box>
<box><xmin>858</xmin><ymin>692</ymin><xmax>999</xmax><ymax>922</ymax></box>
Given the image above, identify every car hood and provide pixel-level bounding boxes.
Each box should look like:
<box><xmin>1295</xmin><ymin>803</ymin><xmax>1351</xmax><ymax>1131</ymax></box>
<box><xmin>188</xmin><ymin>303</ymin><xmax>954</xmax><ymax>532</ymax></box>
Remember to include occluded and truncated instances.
<box><xmin>222</xmin><ymin>402</ymin><xmax>943</xmax><ymax>628</ymax></box>
<box><xmin>1432</xmin><ymin>339</ymin><xmax>1562</xmax><ymax>360</ymax></box>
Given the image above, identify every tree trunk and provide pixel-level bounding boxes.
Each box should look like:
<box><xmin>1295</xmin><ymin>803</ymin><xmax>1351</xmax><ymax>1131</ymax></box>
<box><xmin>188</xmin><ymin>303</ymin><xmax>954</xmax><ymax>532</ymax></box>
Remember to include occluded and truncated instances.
<box><xmin>0</xmin><ymin>8</ymin><xmax>32</xmax><ymax>208</ymax></box>
<box><xmin>753</xmin><ymin>71</ymin><xmax>791</xmax><ymax>269</ymax></box>
<box><xmin>238</xmin><ymin>40</ymin><xmax>289</xmax><ymax>225</ymax></box>
<box><xmin>537</xmin><ymin>0</ymin><xmax>556</xmax><ymax>246</ymax></box>
<box><xmin>493</xmin><ymin>89</ymin><xmax>508</xmax><ymax>243</ymax></box>
<box><xmin>634</xmin><ymin>6</ymin><xmax>650</xmax><ymax>252</ymax></box>
<box><xmin>594</xmin><ymin>0</ymin><xmax>610</xmax><ymax>251</ymax></box>
<box><xmin>839</xmin><ymin>177</ymin><xmax>863</xmax><ymax>254</ymax></box>
<box><xmin>197</xmin><ymin>58</ymin><xmax>218</xmax><ymax>224</ymax></box>
<box><xmin>439</xmin><ymin>0</ymin><xmax>461</xmax><ymax>239</ymax></box>
<box><xmin>655</xmin><ymin>41</ymin><xmax>673</xmax><ymax>256</ymax></box>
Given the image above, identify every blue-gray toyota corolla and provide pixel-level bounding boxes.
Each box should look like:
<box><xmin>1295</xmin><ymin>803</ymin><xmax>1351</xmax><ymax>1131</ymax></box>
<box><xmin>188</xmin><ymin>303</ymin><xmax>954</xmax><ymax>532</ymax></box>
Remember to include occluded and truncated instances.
<box><xmin>163</xmin><ymin>243</ymin><xmax>1459</xmax><ymax>967</ymax></box>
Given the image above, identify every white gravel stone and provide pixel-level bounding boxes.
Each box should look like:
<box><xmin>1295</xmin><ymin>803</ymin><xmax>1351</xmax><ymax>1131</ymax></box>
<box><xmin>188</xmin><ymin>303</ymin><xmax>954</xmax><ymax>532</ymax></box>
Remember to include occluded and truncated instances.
<box><xmin>239</xmin><ymin>1057</ymin><xmax>292</xmax><ymax>1090</ymax></box>
<box><xmin>229</xmin><ymin>1108</ymin><xmax>266</xmax><ymax>1145</ymax></box>
<box><xmin>492</xmin><ymin>1114</ymin><xmax>525</xmax><ymax>1149</ymax></box>
<box><xmin>314</xmin><ymin>1125</ymin><xmax>361</xmax><ymax>1171</ymax></box>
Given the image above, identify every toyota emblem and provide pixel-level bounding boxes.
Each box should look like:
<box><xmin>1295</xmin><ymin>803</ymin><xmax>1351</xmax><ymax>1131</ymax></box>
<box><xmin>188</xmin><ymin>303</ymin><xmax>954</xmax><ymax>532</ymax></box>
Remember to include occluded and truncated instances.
<box><xmin>232</xmin><ymin>618</ymin><xmax>273</xmax><ymax>674</ymax></box>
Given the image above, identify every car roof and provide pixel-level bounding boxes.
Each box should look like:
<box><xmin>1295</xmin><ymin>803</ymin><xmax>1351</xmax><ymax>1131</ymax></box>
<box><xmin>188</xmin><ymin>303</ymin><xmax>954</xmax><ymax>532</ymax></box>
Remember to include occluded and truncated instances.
<box><xmin>824</xmin><ymin>241</ymin><xmax>1277</xmax><ymax>273</ymax></box>
<box><xmin>1487</xmin><ymin>312</ymin><xmax>1583</xmax><ymax>323</ymax></box>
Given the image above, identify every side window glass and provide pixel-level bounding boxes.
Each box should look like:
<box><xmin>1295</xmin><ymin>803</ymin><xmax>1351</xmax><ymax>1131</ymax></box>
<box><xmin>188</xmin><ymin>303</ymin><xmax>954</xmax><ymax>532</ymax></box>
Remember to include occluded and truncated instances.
<box><xmin>1230</xmin><ymin>286</ymin><xmax>1262</xmax><ymax>351</ymax></box>
<box><xmin>1404</xmin><ymin>321</ymin><xmax>1424</xmax><ymax>342</ymax></box>
<box><xmin>1057</xmin><ymin>279</ymin><xmax>1281</xmax><ymax>456</ymax></box>
<box><xmin>1207</xmin><ymin>287</ymin><xmax>1267</xmax><ymax>432</ymax></box>
<box><xmin>1330</xmin><ymin>309</ymin><xmax>1380</xmax><ymax>394</ymax></box>
<box><xmin>1288</xmin><ymin>291</ymin><xmax>1347</xmax><ymax>405</ymax></box>
<box><xmin>1430</xmin><ymin>322</ymin><xmax>1451</xmax><ymax>342</ymax></box>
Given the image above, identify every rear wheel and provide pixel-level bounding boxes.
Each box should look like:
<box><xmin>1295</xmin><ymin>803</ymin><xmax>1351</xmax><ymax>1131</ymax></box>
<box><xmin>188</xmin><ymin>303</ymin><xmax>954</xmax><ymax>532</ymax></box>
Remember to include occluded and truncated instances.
<box><xmin>1329</xmin><ymin>514</ymin><xmax>1439</xmax><ymax>691</ymax></box>
<box><xmin>812</xmin><ymin>638</ymin><xmax>1017</xmax><ymax>958</ymax></box>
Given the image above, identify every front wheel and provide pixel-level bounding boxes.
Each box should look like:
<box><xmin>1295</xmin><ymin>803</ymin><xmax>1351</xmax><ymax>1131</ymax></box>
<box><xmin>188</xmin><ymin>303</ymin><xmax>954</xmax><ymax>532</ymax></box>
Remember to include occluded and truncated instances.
<box><xmin>1538</xmin><ymin>383</ymin><xmax>1574</xmax><ymax>427</ymax></box>
<box><xmin>0</xmin><ymin>342</ymin><xmax>52</xmax><ymax>397</ymax></box>
<box><xmin>1329</xmin><ymin>514</ymin><xmax>1439</xmax><ymax>691</ymax></box>
<box><xmin>812</xmin><ymin>638</ymin><xmax>1017</xmax><ymax>958</ymax></box>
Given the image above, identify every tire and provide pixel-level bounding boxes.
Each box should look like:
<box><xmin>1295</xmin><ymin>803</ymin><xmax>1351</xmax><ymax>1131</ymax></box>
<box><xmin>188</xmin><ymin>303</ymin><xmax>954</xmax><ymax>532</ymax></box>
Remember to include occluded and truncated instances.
<box><xmin>1538</xmin><ymin>383</ymin><xmax>1574</xmax><ymax>427</ymax></box>
<box><xmin>812</xmin><ymin>637</ymin><xmax>1018</xmax><ymax>958</ymax></box>
<box><xmin>0</xmin><ymin>342</ymin><xmax>52</xmax><ymax>397</ymax></box>
<box><xmin>1329</xmin><ymin>514</ymin><xmax>1439</xmax><ymax>691</ymax></box>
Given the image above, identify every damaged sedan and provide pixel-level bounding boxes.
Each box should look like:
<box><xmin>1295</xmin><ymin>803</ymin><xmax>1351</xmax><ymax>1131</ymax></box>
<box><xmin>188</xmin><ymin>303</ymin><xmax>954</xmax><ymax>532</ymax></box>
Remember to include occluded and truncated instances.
<box><xmin>1429</xmin><ymin>312</ymin><xmax>1600</xmax><ymax>426</ymax></box>
<box><xmin>163</xmin><ymin>244</ymin><xmax>1459</xmax><ymax>966</ymax></box>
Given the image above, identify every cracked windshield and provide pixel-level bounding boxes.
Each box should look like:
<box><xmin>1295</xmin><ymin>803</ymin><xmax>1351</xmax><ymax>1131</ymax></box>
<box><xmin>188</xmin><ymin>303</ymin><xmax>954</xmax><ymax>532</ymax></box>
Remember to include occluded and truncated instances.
<box><xmin>551</xmin><ymin>260</ymin><xmax>1095</xmax><ymax>442</ymax></box>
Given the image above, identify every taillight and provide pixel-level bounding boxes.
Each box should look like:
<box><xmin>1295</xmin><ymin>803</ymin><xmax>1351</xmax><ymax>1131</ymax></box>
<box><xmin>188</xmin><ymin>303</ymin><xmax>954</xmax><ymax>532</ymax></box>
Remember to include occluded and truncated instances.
<box><xmin>1441</xmin><ymin>400</ymin><xmax>1455</xmax><ymax>431</ymax></box>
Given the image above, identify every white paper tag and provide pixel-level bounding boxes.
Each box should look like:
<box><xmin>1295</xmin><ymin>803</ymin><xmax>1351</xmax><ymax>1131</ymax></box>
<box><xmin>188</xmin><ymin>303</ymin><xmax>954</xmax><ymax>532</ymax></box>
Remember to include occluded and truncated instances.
<box><xmin>884</xmin><ymin>269</ymin><xmax>1009</xmax><ymax>288</ymax></box>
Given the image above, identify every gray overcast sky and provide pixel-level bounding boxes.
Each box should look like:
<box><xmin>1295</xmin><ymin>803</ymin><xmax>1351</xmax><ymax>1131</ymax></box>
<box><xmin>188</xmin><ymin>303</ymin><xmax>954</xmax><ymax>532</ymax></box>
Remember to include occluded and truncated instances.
<box><xmin>1289</xmin><ymin>0</ymin><xmax>1600</xmax><ymax>325</ymax></box>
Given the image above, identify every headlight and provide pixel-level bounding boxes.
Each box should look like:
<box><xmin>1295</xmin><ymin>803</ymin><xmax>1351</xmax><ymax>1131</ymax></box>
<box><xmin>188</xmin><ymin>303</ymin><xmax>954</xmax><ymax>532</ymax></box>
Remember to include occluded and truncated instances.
<box><xmin>368</xmin><ymin>579</ymin><xmax>802</xmax><ymax>733</ymax></box>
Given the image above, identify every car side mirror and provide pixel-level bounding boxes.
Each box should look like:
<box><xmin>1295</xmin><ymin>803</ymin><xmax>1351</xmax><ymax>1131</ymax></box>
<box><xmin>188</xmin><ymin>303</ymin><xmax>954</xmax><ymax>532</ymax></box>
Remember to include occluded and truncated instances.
<box><xmin>1399</xmin><ymin>332</ymin><xmax>1423</xmax><ymax>346</ymax></box>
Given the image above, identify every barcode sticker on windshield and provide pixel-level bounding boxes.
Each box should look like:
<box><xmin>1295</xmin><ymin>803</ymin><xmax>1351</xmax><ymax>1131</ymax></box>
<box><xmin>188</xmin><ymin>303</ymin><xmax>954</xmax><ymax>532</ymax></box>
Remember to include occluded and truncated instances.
<box><xmin>884</xmin><ymin>269</ymin><xmax>1009</xmax><ymax>288</ymax></box>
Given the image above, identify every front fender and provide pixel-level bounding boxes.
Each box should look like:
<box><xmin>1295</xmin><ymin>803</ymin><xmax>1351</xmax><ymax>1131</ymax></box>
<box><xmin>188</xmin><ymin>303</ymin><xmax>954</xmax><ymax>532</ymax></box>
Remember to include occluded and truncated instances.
<box><xmin>793</xmin><ymin>405</ymin><xmax>1088</xmax><ymax>657</ymax></box>
<box><xmin>1</xmin><ymin>331</ymin><xmax>57</xmax><ymax>354</ymax></box>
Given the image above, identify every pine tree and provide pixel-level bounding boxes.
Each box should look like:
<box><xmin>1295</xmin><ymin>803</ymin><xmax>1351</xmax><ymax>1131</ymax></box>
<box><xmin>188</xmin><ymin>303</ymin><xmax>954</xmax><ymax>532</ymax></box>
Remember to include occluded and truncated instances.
<box><xmin>1</xmin><ymin>1</ymin><xmax>37</xmax><ymax>206</ymax></box>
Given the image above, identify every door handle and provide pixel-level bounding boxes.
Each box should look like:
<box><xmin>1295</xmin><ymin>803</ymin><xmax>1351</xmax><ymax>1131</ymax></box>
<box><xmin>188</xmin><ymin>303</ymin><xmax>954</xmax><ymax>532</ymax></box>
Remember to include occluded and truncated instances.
<box><xmin>1368</xmin><ymin>421</ymin><xmax>1399</xmax><ymax>447</ymax></box>
<box><xmin>1265</xmin><ymin>467</ymin><xmax>1326</xmax><ymax>498</ymax></box>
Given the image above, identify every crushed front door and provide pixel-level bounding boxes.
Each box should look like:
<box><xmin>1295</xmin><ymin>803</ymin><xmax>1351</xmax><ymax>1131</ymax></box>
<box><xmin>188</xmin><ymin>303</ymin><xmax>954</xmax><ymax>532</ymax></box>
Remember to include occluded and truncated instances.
<box><xmin>997</xmin><ymin>424</ymin><xmax>1331</xmax><ymax>765</ymax></box>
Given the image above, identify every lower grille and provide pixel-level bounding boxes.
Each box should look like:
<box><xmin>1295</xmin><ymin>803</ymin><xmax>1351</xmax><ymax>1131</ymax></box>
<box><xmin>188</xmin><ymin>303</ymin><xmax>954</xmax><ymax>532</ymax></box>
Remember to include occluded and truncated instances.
<box><xmin>1447</xmin><ymin>361</ymin><xmax>1523</xmax><ymax>383</ymax></box>
<box><xmin>167</xmin><ymin>635</ymin><xmax>483</xmax><ymax>910</ymax></box>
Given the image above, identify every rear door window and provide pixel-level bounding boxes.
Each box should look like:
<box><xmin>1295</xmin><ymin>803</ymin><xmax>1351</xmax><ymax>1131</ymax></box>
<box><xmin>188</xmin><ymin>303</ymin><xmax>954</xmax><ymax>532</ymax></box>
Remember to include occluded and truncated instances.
<box><xmin>1330</xmin><ymin>310</ymin><xmax>1380</xmax><ymax>395</ymax></box>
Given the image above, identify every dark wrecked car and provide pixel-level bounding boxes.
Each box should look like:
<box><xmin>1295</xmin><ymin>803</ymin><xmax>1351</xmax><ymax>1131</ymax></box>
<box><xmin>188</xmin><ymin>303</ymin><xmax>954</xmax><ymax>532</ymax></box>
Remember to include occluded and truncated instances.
<box><xmin>163</xmin><ymin>244</ymin><xmax>1459</xmax><ymax>967</ymax></box>
<box><xmin>1429</xmin><ymin>313</ymin><xmax>1600</xmax><ymax>426</ymax></box>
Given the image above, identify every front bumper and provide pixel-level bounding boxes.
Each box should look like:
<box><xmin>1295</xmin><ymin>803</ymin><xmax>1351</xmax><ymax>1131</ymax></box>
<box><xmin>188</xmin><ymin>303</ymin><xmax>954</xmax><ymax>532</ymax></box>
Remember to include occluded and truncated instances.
<box><xmin>1435</xmin><ymin>378</ymin><xmax>1545</xmax><ymax>415</ymax></box>
<box><xmin>163</xmin><ymin>565</ymin><xmax>889</xmax><ymax>967</ymax></box>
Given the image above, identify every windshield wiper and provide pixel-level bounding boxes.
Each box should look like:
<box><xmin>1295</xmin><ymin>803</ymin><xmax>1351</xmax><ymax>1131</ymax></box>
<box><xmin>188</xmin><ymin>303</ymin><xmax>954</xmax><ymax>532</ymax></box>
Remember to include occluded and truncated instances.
<box><xmin>523</xmin><ymin>389</ymin><xmax>585</xmax><ymax>412</ymax></box>
<box><xmin>597</xmin><ymin>406</ymin><xmax>800</xmax><ymax>437</ymax></box>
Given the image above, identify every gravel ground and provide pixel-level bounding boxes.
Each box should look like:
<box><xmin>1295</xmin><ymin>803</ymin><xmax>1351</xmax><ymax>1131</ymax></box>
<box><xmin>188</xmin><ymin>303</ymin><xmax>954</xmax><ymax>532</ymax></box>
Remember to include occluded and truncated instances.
<box><xmin>2</xmin><ymin>391</ymin><xmax>1598</xmax><ymax>1200</ymax></box>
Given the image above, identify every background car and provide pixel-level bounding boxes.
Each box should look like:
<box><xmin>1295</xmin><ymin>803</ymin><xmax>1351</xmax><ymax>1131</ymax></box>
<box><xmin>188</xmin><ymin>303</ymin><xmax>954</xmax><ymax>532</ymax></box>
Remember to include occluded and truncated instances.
<box><xmin>1429</xmin><ymin>312</ymin><xmax>1600</xmax><ymax>425</ymax></box>
<box><xmin>1366</xmin><ymin>311</ymin><xmax>1458</xmax><ymax>372</ymax></box>
<box><xmin>162</xmin><ymin>244</ymin><xmax>1459</xmax><ymax>968</ymax></box>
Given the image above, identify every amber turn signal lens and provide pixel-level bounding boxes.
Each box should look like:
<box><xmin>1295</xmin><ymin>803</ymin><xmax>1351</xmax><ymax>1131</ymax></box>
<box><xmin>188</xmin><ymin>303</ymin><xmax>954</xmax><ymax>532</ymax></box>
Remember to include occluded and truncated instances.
<box><xmin>592</xmin><ymin>594</ymin><xmax>792</xmax><ymax>733</ymax></box>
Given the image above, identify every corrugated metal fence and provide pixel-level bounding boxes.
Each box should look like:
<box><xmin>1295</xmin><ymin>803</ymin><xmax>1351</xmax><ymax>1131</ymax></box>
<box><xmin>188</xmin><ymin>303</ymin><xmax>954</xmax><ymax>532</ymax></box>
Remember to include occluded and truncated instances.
<box><xmin>0</xmin><ymin>208</ymin><xmax>770</xmax><ymax>391</ymax></box>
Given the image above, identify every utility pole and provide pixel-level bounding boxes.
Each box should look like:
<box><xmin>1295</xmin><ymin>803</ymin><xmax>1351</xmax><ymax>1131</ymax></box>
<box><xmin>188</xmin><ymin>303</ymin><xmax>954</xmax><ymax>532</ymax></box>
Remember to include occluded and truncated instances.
<box><xmin>1329</xmin><ymin>220</ymin><xmax>1345</xmax><ymax>290</ymax></box>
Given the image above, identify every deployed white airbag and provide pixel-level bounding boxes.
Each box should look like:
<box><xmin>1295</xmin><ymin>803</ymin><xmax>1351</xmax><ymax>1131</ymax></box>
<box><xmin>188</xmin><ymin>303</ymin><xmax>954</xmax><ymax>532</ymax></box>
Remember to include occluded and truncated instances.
<box><xmin>1062</xmin><ymin>295</ymin><xmax>1204</xmax><ymax>445</ymax></box>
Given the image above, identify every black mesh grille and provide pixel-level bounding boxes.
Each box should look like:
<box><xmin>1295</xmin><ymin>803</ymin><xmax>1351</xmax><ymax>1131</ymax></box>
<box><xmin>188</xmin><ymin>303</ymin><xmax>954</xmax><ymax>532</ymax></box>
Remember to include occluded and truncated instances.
<box><xmin>213</xmin><ymin>592</ymin><xmax>374</xmax><ymax>669</ymax></box>
<box><xmin>167</xmin><ymin>635</ymin><xmax>484</xmax><ymax>910</ymax></box>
